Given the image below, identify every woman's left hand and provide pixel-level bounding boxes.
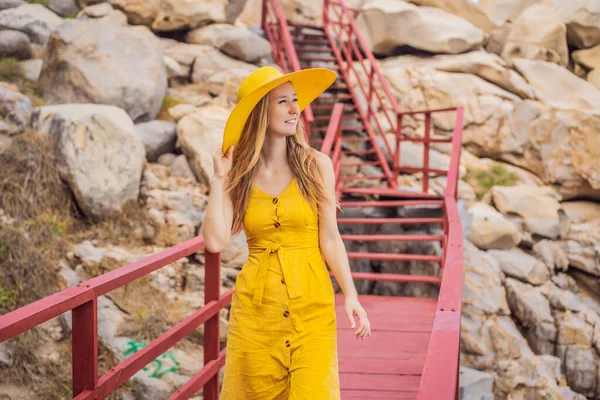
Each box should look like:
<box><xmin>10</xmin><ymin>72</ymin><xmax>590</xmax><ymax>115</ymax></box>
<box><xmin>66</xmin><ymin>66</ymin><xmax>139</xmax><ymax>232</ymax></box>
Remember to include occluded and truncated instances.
<box><xmin>344</xmin><ymin>296</ymin><xmax>371</xmax><ymax>340</ymax></box>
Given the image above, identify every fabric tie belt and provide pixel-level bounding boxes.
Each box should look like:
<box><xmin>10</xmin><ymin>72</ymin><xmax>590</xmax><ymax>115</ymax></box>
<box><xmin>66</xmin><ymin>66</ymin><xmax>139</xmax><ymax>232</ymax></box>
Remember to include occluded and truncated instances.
<box><xmin>247</xmin><ymin>241</ymin><xmax>319</xmax><ymax>307</ymax></box>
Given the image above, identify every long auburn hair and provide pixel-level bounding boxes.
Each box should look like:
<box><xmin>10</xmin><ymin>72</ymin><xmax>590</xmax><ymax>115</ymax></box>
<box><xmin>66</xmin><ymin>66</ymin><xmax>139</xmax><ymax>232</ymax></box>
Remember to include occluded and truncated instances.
<box><xmin>226</xmin><ymin>91</ymin><xmax>341</xmax><ymax>235</ymax></box>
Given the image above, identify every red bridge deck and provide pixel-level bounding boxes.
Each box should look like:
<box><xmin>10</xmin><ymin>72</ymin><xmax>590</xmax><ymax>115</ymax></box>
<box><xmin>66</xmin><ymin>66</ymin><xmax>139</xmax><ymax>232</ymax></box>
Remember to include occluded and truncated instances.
<box><xmin>336</xmin><ymin>294</ymin><xmax>437</xmax><ymax>398</ymax></box>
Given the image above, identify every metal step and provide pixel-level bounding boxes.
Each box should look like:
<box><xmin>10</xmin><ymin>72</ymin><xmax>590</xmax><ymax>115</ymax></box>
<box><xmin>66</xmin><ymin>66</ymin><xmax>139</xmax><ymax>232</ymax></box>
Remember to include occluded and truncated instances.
<box><xmin>339</xmin><ymin>200</ymin><xmax>444</xmax><ymax>207</ymax></box>
<box><xmin>341</xmin><ymin>233</ymin><xmax>444</xmax><ymax>242</ymax></box>
<box><xmin>291</xmin><ymin>39</ymin><xmax>329</xmax><ymax>46</ymax></box>
<box><xmin>337</xmin><ymin>217</ymin><xmax>443</xmax><ymax>224</ymax></box>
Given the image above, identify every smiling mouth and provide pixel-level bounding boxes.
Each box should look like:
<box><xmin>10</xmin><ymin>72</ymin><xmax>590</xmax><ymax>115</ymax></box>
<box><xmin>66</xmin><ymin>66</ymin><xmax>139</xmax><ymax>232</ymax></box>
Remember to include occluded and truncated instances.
<box><xmin>285</xmin><ymin>119</ymin><xmax>296</xmax><ymax>125</ymax></box>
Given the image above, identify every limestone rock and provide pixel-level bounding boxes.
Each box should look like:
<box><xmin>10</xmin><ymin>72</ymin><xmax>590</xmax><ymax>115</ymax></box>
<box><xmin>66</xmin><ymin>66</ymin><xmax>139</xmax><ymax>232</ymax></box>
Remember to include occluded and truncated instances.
<box><xmin>462</xmin><ymin>241</ymin><xmax>511</xmax><ymax>316</ymax></box>
<box><xmin>513</xmin><ymin>59</ymin><xmax>600</xmax><ymax>110</ymax></box>
<box><xmin>0</xmin><ymin>29</ymin><xmax>32</xmax><ymax>60</ymax></box>
<box><xmin>406</xmin><ymin>0</ymin><xmax>497</xmax><ymax>33</ymax></box>
<box><xmin>501</xmin><ymin>3</ymin><xmax>569</xmax><ymax>66</ymax></box>
<box><xmin>0</xmin><ymin>84</ymin><xmax>32</xmax><ymax>136</ymax></box>
<box><xmin>186</xmin><ymin>23</ymin><xmax>271</xmax><ymax>63</ymax></box>
<box><xmin>479</xmin><ymin>0</ymin><xmax>543</xmax><ymax>26</ymax></box>
<box><xmin>468</xmin><ymin>203</ymin><xmax>521</xmax><ymax>250</ymax></box>
<box><xmin>177</xmin><ymin>105</ymin><xmax>229</xmax><ymax>185</ymax></box>
<box><xmin>554</xmin><ymin>0</ymin><xmax>600</xmax><ymax>49</ymax></box>
<box><xmin>141</xmin><ymin>163</ymin><xmax>205</xmax><ymax>246</ymax></box>
<box><xmin>39</xmin><ymin>19</ymin><xmax>167</xmax><ymax>123</ymax></box>
<box><xmin>355</xmin><ymin>0</ymin><xmax>486</xmax><ymax>55</ymax></box>
<box><xmin>564</xmin><ymin>219</ymin><xmax>600</xmax><ymax>277</ymax></box>
<box><xmin>135</xmin><ymin>120</ymin><xmax>177</xmax><ymax>162</ymax></box>
<box><xmin>490</xmin><ymin>185</ymin><xmax>569</xmax><ymax>239</ymax></box>
<box><xmin>30</xmin><ymin>104</ymin><xmax>146</xmax><ymax>220</ymax></box>
<box><xmin>0</xmin><ymin>4</ymin><xmax>63</xmax><ymax>45</ymax></box>
<box><xmin>77</xmin><ymin>0</ymin><xmax>227</xmax><ymax>32</ymax></box>
<box><xmin>488</xmin><ymin>248</ymin><xmax>550</xmax><ymax>285</ymax></box>
<box><xmin>504</xmin><ymin>277</ymin><xmax>555</xmax><ymax>354</ymax></box>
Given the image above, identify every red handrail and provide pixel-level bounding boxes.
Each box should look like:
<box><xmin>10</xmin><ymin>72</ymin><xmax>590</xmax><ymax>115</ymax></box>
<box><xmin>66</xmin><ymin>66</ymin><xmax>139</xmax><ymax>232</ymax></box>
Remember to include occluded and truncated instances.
<box><xmin>0</xmin><ymin>237</ymin><xmax>228</xmax><ymax>400</ymax></box>
<box><xmin>323</xmin><ymin>0</ymin><xmax>464</xmax><ymax>197</ymax></box>
<box><xmin>322</xmin><ymin>0</ymin><xmax>464</xmax><ymax>397</ymax></box>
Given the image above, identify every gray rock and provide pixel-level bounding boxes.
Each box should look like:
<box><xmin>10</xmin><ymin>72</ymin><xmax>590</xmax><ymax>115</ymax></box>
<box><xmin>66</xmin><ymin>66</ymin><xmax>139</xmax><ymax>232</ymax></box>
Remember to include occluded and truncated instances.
<box><xmin>76</xmin><ymin>2</ymin><xmax>127</xmax><ymax>25</ymax></box>
<box><xmin>0</xmin><ymin>0</ymin><xmax>25</xmax><ymax>11</ymax></box>
<box><xmin>0</xmin><ymin>4</ymin><xmax>63</xmax><ymax>45</ymax></box>
<box><xmin>171</xmin><ymin>154</ymin><xmax>195</xmax><ymax>180</ymax></box>
<box><xmin>30</xmin><ymin>104</ymin><xmax>146</xmax><ymax>221</ymax></box>
<box><xmin>135</xmin><ymin>120</ymin><xmax>177</xmax><ymax>162</ymax></box>
<box><xmin>39</xmin><ymin>19</ymin><xmax>167</xmax><ymax>123</ymax></box>
<box><xmin>47</xmin><ymin>0</ymin><xmax>79</xmax><ymax>17</ymax></box>
<box><xmin>0</xmin><ymin>85</ymin><xmax>32</xmax><ymax>136</ymax></box>
<box><xmin>0</xmin><ymin>342</ymin><xmax>12</xmax><ymax>367</ymax></box>
<box><xmin>157</xmin><ymin>152</ymin><xmax>177</xmax><ymax>166</ymax></box>
<box><xmin>458</xmin><ymin>366</ymin><xmax>494</xmax><ymax>400</ymax></box>
<box><xmin>20</xmin><ymin>59</ymin><xmax>43</xmax><ymax>81</ymax></box>
<box><xmin>0</xmin><ymin>29</ymin><xmax>32</xmax><ymax>59</ymax></box>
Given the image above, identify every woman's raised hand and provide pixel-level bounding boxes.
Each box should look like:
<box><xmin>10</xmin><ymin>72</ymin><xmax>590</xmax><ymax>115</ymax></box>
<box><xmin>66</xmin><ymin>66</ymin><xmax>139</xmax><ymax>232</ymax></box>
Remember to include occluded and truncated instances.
<box><xmin>212</xmin><ymin>145</ymin><xmax>234</xmax><ymax>178</ymax></box>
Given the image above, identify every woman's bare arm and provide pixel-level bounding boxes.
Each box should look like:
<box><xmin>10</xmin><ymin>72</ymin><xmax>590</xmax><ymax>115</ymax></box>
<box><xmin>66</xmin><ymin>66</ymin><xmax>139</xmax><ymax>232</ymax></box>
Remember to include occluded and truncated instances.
<box><xmin>202</xmin><ymin>146</ymin><xmax>236</xmax><ymax>253</ymax></box>
<box><xmin>315</xmin><ymin>152</ymin><xmax>357</xmax><ymax>300</ymax></box>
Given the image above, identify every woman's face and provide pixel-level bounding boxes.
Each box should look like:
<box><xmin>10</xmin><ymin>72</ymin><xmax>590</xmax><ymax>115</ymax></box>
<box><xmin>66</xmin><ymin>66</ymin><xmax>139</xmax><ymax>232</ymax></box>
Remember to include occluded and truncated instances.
<box><xmin>266</xmin><ymin>81</ymin><xmax>299</xmax><ymax>139</ymax></box>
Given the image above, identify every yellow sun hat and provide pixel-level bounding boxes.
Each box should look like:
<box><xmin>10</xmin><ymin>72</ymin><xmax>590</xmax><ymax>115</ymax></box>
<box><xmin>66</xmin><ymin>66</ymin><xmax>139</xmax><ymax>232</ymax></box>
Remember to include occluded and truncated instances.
<box><xmin>222</xmin><ymin>66</ymin><xmax>337</xmax><ymax>153</ymax></box>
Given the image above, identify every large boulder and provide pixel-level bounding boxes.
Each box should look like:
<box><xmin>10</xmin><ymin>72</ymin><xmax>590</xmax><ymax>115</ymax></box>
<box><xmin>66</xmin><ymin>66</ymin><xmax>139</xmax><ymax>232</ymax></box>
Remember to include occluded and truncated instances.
<box><xmin>0</xmin><ymin>3</ymin><xmax>63</xmax><ymax>45</ymax></box>
<box><xmin>487</xmin><ymin>248</ymin><xmax>550</xmax><ymax>286</ymax></box>
<box><xmin>468</xmin><ymin>202</ymin><xmax>521</xmax><ymax>250</ymax></box>
<box><xmin>501</xmin><ymin>3</ymin><xmax>568</xmax><ymax>66</ymax></box>
<box><xmin>0</xmin><ymin>30</ymin><xmax>32</xmax><ymax>60</ymax></box>
<box><xmin>186</xmin><ymin>23</ymin><xmax>271</xmax><ymax>63</ymax></box>
<box><xmin>504</xmin><ymin>100</ymin><xmax>600</xmax><ymax>199</ymax></box>
<box><xmin>479</xmin><ymin>0</ymin><xmax>543</xmax><ymax>26</ymax></box>
<box><xmin>380</xmin><ymin>51</ymin><xmax>536</xmax><ymax>99</ymax></box>
<box><xmin>406</xmin><ymin>0</ymin><xmax>497</xmax><ymax>33</ymax></box>
<box><xmin>39</xmin><ymin>19</ymin><xmax>167</xmax><ymax>123</ymax></box>
<box><xmin>572</xmin><ymin>44</ymin><xmax>600</xmax><ymax>90</ymax></box>
<box><xmin>164</xmin><ymin>43</ymin><xmax>256</xmax><ymax>98</ymax></box>
<box><xmin>513</xmin><ymin>58</ymin><xmax>600</xmax><ymax>110</ymax></box>
<box><xmin>134</xmin><ymin>120</ymin><xmax>177</xmax><ymax>162</ymax></box>
<box><xmin>30</xmin><ymin>104</ymin><xmax>146</xmax><ymax>221</ymax></box>
<box><xmin>376</xmin><ymin>59</ymin><xmax>600</xmax><ymax>199</ymax></box>
<box><xmin>504</xmin><ymin>277</ymin><xmax>555</xmax><ymax>354</ymax></box>
<box><xmin>355</xmin><ymin>0</ymin><xmax>486</xmax><ymax>55</ymax></box>
<box><xmin>489</xmin><ymin>185</ymin><xmax>569</xmax><ymax>239</ymax></box>
<box><xmin>177</xmin><ymin>105</ymin><xmax>229</xmax><ymax>185</ymax></box>
<box><xmin>554</xmin><ymin>0</ymin><xmax>600</xmax><ymax>49</ymax></box>
<box><xmin>76</xmin><ymin>0</ymin><xmax>227</xmax><ymax>32</ymax></box>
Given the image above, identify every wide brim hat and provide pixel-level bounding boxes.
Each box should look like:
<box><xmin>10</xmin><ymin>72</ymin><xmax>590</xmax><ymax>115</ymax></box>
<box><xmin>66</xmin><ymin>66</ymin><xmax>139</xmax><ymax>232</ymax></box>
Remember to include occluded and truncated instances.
<box><xmin>222</xmin><ymin>66</ymin><xmax>337</xmax><ymax>152</ymax></box>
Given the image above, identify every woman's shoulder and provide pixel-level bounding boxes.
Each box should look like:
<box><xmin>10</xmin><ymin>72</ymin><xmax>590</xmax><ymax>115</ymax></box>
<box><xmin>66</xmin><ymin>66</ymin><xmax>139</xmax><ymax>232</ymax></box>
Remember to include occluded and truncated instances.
<box><xmin>312</xmin><ymin>149</ymin><xmax>334</xmax><ymax>173</ymax></box>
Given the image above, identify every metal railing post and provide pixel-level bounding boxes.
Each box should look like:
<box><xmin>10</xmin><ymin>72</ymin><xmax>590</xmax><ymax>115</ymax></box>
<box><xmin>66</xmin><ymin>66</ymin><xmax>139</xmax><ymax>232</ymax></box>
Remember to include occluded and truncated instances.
<box><xmin>203</xmin><ymin>251</ymin><xmax>222</xmax><ymax>400</ymax></box>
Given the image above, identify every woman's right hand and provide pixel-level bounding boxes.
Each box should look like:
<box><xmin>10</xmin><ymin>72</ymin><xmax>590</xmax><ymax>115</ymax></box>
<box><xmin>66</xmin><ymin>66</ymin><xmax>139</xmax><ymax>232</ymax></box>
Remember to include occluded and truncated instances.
<box><xmin>212</xmin><ymin>145</ymin><xmax>234</xmax><ymax>178</ymax></box>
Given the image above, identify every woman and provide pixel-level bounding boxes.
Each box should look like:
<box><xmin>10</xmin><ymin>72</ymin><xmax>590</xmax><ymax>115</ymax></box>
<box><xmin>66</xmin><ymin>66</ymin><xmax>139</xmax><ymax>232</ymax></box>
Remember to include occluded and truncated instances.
<box><xmin>202</xmin><ymin>65</ymin><xmax>371</xmax><ymax>399</ymax></box>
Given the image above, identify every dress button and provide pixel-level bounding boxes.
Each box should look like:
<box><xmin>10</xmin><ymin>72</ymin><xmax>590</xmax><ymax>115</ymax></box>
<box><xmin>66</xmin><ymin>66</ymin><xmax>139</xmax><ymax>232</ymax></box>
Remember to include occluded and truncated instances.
<box><xmin>274</xmin><ymin>221</ymin><xmax>281</xmax><ymax>228</ymax></box>
<box><xmin>283</xmin><ymin>311</ymin><xmax>290</xmax><ymax>317</ymax></box>
<box><xmin>281</xmin><ymin>278</ymin><xmax>286</xmax><ymax>284</ymax></box>
<box><xmin>272</xmin><ymin>197</ymin><xmax>278</xmax><ymax>204</ymax></box>
<box><xmin>285</xmin><ymin>340</ymin><xmax>290</xmax><ymax>347</ymax></box>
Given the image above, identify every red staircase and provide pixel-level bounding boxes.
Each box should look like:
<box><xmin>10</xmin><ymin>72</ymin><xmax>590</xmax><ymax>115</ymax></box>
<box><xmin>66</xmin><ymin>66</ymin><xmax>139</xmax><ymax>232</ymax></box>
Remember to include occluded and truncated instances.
<box><xmin>0</xmin><ymin>0</ymin><xmax>463</xmax><ymax>398</ymax></box>
<box><xmin>263</xmin><ymin>0</ymin><xmax>465</xmax><ymax>397</ymax></box>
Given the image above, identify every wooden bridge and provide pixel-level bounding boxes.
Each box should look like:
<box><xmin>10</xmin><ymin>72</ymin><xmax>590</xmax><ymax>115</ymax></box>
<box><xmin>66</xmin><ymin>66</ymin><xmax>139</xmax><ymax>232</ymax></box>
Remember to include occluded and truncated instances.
<box><xmin>0</xmin><ymin>0</ymin><xmax>464</xmax><ymax>398</ymax></box>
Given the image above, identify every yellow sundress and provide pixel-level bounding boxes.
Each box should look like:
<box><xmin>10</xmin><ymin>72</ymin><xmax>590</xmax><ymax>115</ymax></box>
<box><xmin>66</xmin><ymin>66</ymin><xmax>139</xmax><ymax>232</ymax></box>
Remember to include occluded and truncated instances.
<box><xmin>220</xmin><ymin>177</ymin><xmax>341</xmax><ymax>399</ymax></box>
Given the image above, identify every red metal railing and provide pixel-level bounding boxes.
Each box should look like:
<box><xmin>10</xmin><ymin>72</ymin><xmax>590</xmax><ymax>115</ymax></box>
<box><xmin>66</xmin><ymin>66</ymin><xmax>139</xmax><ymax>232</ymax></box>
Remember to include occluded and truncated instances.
<box><xmin>323</xmin><ymin>0</ymin><xmax>464</xmax><ymax>196</ymax></box>
<box><xmin>0</xmin><ymin>237</ymin><xmax>229</xmax><ymax>400</ymax></box>
<box><xmin>262</xmin><ymin>0</ymin><xmax>314</xmax><ymax>141</ymax></box>
<box><xmin>321</xmin><ymin>0</ymin><xmax>464</xmax><ymax>397</ymax></box>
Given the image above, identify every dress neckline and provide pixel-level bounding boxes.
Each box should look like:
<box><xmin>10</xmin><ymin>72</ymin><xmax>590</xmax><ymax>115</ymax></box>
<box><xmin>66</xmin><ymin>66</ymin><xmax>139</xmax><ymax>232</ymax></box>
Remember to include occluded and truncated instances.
<box><xmin>252</xmin><ymin>176</ymin><xmax>296</xmax><ymax>198</ymax></box>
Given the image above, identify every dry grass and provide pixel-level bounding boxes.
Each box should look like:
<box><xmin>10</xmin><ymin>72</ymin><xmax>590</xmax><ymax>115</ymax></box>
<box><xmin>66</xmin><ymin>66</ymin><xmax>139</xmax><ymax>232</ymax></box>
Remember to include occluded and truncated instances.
<box><xmin>0</xmin><ymin>58</ymin><xmax>45</xmax><ymax>107</ymax></box>
<box><xmin>0</xmin><ymin>131</ymin><xmax>157</xmax><ymax>397</ymax></box>
<box><xmin>0</xmin><ymin>131</ymin><xmax>78</xmax><ymax>221</ymax></box>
